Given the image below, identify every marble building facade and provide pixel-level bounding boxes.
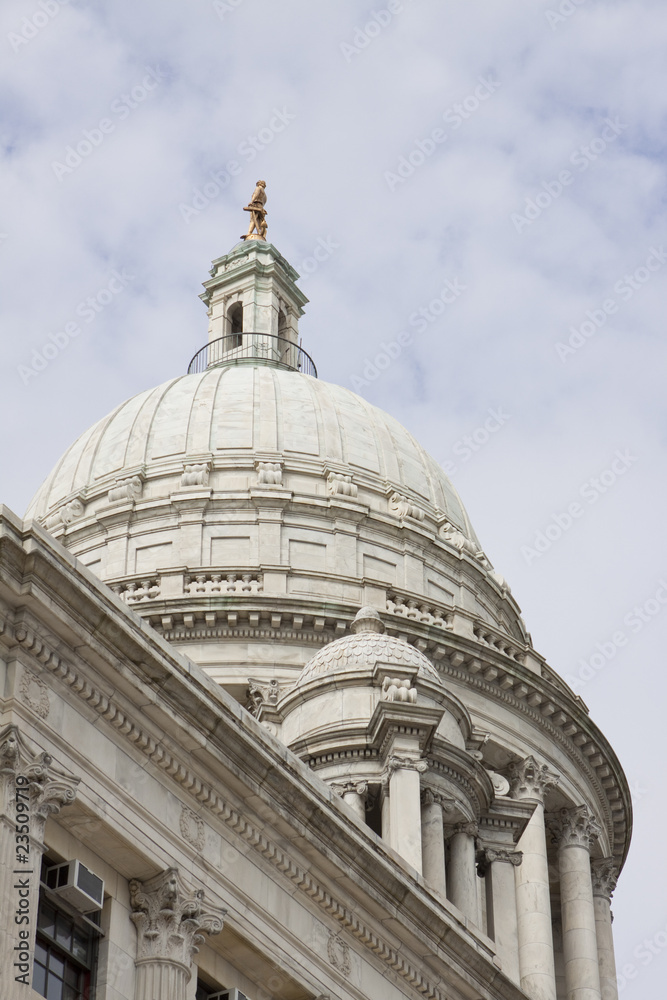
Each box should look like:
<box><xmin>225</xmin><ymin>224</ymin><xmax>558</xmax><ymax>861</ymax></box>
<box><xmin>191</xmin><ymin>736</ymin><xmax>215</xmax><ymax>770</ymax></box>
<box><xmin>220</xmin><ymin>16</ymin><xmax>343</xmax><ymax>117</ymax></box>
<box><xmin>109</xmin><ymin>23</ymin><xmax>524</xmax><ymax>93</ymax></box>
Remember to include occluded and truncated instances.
<box><xmin>0</xmin><ymin>233</ymin><xmax>629</xmax><ymax>1000</ymax></box>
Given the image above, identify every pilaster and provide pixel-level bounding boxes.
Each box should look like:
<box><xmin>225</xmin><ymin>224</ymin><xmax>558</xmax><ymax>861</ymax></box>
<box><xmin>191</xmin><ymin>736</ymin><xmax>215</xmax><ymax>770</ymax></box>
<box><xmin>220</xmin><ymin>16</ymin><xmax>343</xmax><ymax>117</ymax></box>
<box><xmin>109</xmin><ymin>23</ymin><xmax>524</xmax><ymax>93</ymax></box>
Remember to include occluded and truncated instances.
<box><xmin>130</xmin><ymin>868</ymin><xmax>225</xmax><ymax>1000</ymax></box>
<box><xmin>591</xmin><ymin>859</ymin><xmax>619</xmax><ymax>1000</ymax></box>
<box><xmin>0</xmin><ymin>725</ymin><xmax>79</xmax><ymax>990</ymax></box>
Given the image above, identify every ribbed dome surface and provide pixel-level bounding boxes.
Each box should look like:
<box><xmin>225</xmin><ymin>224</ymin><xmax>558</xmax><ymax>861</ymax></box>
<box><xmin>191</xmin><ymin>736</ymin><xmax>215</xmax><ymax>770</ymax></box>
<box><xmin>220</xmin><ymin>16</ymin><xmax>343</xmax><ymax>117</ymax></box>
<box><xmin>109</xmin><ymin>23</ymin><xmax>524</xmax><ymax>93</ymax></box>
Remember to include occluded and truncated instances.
<box><xmin>26</xmin><ymin>364</ymin><xmax>477</xmax><ymax>539</ymax></box>
<box><xmin>297</xmin><ymin>630</ymin><xmax>441</xmax><ymax>686</ymax></box>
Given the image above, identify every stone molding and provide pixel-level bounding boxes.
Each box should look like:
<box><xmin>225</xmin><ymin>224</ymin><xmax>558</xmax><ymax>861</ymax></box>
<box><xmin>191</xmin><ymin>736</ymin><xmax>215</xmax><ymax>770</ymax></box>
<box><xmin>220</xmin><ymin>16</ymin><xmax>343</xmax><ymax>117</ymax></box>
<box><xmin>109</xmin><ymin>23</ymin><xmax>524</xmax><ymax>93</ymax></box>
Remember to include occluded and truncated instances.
<box><xmin>129</xmin><ymin>868</ymin><xmax>224</xmax><ymax>970</ymax></box>
<box><xmin>549</xmin><ymin>804</ymin><xmax>601</xmax><ymax>851</ymax></box>
<box><xmin>43</xmin><ymin>497</ymin><xmax>85</xmax><ymax>532</ymax></box>
<box><xmin>591</xmin><ymin>857</ymin><xmax>619</xmax><ymax>900</ymax></box>
<box><xmin>507</xmin><ymin>755</ymin><xmax>559</xmax><ymax>802</ymax></box>
<box><xmin>0</xmin><ymin>724</ymin><xmax>79</xmax><ymax>841</ymax></box>
<box><xmin>8</xmin><ymin>626</ymin><xmax>454</xmax><ymax>1000</ymax></box>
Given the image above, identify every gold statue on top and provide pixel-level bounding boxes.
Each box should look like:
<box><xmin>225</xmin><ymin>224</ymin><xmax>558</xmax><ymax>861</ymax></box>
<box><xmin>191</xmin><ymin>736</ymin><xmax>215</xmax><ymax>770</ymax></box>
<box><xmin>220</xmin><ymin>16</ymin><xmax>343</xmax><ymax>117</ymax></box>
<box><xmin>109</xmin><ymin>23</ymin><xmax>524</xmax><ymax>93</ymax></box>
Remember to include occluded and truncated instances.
<box><xmin>242</xmin><ymin>180</ymin><xmax>268</xmax><ymax>240</ymax></box>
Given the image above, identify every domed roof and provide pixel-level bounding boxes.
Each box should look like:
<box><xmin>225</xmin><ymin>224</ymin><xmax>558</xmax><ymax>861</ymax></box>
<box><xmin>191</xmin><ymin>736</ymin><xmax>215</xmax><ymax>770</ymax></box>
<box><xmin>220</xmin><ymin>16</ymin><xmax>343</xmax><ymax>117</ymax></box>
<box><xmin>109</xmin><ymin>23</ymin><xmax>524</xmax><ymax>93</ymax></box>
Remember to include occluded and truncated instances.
<box><xmin>297</xmin><ymin>612</ymin><xmax>441</xmax><ymax>687</ymax></box>
<box><xmin>26</xmin><ymin>364</ymin><xmax>477</xmax><ymax>540</ymax></box>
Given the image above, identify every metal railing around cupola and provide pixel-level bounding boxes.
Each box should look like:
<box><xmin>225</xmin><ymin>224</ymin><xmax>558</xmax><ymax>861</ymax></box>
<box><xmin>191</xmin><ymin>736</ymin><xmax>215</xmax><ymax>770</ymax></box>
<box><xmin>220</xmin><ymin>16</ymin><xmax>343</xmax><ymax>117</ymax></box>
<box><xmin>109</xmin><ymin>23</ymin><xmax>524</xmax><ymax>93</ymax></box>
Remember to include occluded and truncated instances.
<box><xmin>187</xmin><ymin>332</ymin><xmax>317</xmax><ymax>377</ymax></box>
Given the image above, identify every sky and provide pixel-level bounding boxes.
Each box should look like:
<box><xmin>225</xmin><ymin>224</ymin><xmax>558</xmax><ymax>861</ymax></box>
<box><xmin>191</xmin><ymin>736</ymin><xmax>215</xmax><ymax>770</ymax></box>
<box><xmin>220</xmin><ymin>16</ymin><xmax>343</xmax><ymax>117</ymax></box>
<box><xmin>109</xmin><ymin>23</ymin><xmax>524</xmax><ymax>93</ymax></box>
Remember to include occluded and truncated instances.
<box><xmin>1</xmin><ymin>0</ymin><xmax>666</xmax><ymax>994</ymax></box>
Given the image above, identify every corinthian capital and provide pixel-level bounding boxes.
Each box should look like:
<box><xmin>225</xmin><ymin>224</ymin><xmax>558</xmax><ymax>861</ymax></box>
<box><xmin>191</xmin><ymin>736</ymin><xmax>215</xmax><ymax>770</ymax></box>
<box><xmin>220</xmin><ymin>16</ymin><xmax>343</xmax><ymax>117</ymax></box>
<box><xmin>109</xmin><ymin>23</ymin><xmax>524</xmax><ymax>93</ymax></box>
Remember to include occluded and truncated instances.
<box><xmin>476</xmin><ymin>847</ymin><xmax>523</xmax><ymax>876</ymax></box>
<box><xmin>591</xmin><ymin>857</ymin><xmax>619</xmax><ymax>900</ymax></box>
<box><xmin>506</xmin><ymin>755</ymin><xmax>559</xmax><ymax>802</ymax></box>
<box><xmin>549</xmin><ymin>804</ymin><xmax>601</xmax><ymax>852</ymax></box>
<box><xmin>0</xmin><ymin>724</ymin><xmax>79</xmax><ymax>840</ymax></box>
<box><xmin>130</xmin><ymin>868</ymin><xmax>225</xmax><ymax>970</ymax></box>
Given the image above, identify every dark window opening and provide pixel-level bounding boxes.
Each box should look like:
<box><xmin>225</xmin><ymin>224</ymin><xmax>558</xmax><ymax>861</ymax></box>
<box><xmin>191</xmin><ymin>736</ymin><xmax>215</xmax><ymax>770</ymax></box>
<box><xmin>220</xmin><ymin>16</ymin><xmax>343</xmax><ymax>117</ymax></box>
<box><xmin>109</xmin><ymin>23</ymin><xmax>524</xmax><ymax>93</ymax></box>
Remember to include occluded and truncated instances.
<box><xmin>228</xmin><ymin>302</ymin><xmax>243</xmax><ymax>349</ymax></box>
<box><xmin>365</xmin><ymin>784</ymin><xmax>383</xmax><ymax>837</ymax></box>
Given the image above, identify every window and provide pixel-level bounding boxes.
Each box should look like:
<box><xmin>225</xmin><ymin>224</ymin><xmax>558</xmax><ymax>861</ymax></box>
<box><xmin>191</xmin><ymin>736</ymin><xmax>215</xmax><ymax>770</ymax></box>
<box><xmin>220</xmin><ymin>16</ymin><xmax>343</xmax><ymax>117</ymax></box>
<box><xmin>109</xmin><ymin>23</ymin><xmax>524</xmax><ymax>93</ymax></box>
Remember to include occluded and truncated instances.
<box><xmin>227</xmin><ymin>302</ymin><xmax>243</xmax><ymax>349</ymax></box>
<box><xmin>33</xmin><ymin>901</ymin><xmax>95</xmax><ymax>1000</ymax></box>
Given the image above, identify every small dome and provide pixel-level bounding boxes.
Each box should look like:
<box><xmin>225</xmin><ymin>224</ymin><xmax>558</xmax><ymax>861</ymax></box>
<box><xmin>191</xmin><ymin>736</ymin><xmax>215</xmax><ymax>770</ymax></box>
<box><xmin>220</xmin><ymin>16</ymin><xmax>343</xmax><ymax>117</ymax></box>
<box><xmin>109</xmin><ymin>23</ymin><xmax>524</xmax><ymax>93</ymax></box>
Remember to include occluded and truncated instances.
<box><xmin>297</xmin><ymin>618</ymin><xmax>440</xmax><ymax>687</ymax></box>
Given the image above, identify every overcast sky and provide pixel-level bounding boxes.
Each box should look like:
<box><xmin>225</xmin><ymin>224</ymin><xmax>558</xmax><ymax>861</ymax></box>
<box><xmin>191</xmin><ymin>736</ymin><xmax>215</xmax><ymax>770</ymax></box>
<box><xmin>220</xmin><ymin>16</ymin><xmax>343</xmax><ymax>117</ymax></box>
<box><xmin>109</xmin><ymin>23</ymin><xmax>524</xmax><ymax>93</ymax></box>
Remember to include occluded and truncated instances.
<box><xmin>1</xmin><ymin>0</ymin><xmax>666</xmax><ymax>993</ymax></box>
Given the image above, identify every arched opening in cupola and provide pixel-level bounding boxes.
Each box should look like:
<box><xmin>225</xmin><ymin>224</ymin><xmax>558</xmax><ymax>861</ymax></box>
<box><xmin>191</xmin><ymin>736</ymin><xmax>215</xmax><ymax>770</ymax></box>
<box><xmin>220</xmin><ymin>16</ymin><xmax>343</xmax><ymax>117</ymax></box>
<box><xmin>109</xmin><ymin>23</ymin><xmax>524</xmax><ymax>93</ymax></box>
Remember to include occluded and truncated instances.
<box><xmin>227</xmin><ymin>301</ymin><xmax>243</xmax><ymax>349</ymax></box>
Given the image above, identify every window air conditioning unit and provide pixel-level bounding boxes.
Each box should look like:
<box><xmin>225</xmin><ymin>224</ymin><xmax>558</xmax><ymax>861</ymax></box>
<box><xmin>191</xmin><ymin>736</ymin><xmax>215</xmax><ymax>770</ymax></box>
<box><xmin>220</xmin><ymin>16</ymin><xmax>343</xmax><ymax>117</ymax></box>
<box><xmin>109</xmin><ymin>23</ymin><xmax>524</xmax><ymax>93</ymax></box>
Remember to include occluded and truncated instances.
<box><xmin>209</xmin><ymin>991</ymin><xmax>249</xmax><ymax>1000</ymax></box>
<box><xmin>45</xmin><ymin>860</ymin><xmax>104</xmax><ymax>913</ymax></box>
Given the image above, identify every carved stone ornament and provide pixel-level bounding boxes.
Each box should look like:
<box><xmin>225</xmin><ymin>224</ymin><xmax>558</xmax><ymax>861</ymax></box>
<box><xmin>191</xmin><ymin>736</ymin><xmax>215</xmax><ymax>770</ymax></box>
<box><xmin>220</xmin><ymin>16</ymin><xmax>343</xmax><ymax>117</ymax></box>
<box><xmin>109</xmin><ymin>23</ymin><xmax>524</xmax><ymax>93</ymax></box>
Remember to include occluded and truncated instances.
<box><xmin>477</xmin><ymin>847</ymin><xmax>523</xmax><ymax>875</ymax></box>
<box><xmin>549</xmin><ymin>804</ymin><xmax>601</xmax><ymax>851</ymax></box>
<box><xmin>327</xmin><ymin>931</ymin><xmax>352</xmax><ymax>978</ymax></box>
<box><xmin>181</xmin><ymin>463</ymin><xmax>210</xmax><ymax>488</ymax></box>
<box><xmin>129</xmin><ymin>868</ymin><xmax>225</xmax><ymax>969</ymax></box>
<box><xmin>255</xmin><ymin>460</ymin><xmax>283</xmax><ymax>486</ymax></box>
<box><xmin>246</xmin><ymin>677</ymin><xmax>282</xmax><ymax>717</ymax></box>
<box><xmin>451</xmin><ymin>821</ymin><xmax>479</xmax><ymax>838</ymax></box>
<box><xmin>591</xmin><ymin>857</ymin><xmax>619</xmax><ymax>900</ymax></box>
<box><xmin>19</xmin><ymin>668</ymin><xmax>50</xmax><ymax>719</ymax></box>
<box><xmin>43</xmin><ymin>497</ymin><xmax>84</xmax><ymax>532</ymax></box>
<box><xmin>108</xmin><ymin>474</ymin><xmax>143</xmax><ymax>503</ymax></box>
<box><xmin>0</xmin><ymin>724</ymin><xmax>79</xmax><ymax>840</ymax></box>
<box><xmin>327</xmin><ymin>471</ymin><xmax>358</xmax><ymax>498</ymax></box>
<box><xmin>390</xmin><ymin>491</ymin><xmax>425</xmax><ymax>522</ymax></box>
<box><xmin>381</xmin><ymin>675</ymin><xmax>417</xmax><ymax>703</ymax></box>
<box><xmin>331</xmin><ymin>780</ymin><xmax>368</xmax><ymax>798</ymax></box>
<box><xmin>179</xmin><ymin>805</ymin><xmax>205</xmax><ymax>852</ymax></box>
<box><xmin>420</xmin><ymin>787</ymin><xmax>455</xmax><ymax>814</ymax></box>
<box><xmin>486</xmin><ymin>770</ymin><xmax>511</xmax><ymax>796</ymax></box>
<box><xmin>440</xmin><ymin>520</ymin><xmax>479</xmax><ymax>556</ymax></box>
<box><xmin>507</xmin><ymin>755</ymin><xmax>559</xmax><ymax>802</ymax></box>
<box><xmin>386</xmin><ymin>754</ymin><xmax>429</xmax><ymax>775</ymax></box>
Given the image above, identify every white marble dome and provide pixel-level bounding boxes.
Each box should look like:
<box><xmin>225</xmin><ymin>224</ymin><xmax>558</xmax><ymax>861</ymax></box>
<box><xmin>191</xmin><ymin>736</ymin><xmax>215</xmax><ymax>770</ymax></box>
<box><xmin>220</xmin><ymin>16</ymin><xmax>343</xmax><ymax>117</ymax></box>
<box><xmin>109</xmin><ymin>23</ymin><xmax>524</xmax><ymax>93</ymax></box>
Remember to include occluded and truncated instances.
<box><xmin>26</xmin><ymin>364</ymin><xmax>477</xmax><ymax>541</ymax></box>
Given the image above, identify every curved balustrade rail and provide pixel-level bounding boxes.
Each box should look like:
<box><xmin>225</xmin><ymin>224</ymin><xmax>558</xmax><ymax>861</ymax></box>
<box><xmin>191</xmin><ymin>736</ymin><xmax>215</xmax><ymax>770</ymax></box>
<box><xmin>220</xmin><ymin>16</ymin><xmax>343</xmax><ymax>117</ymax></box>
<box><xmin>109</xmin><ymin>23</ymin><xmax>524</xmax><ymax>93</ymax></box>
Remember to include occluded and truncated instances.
<box><xmin>187</xmin><ymin>332</ymin><xmax>317</xmax><ymax>377</ymax></box>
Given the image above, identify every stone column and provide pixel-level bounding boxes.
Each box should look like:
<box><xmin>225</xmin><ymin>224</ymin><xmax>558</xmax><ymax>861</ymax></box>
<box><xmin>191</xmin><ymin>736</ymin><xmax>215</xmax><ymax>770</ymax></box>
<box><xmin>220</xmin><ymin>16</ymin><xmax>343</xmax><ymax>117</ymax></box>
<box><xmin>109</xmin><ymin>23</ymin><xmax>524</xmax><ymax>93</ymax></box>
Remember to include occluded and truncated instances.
<box><xmin>420</xmin><ymin>789</ymin><xmax>447</xmax><ymax>896</ymax></box>
<box><xmin>591</xmin><ymin>859</ymin><xmax>619</xmax><ymax>1000</ymax></box>
<box><xmin>479</xmin><ymin>848</ymin><xmax>523</xmax><ymax>984</ymax></box>
<box><xmin>0</xmin><ymin>725</ymin><xmax>79</xmax><ymax>990</ymax></box>
<box><xmin>447</xmin><ymin>822</ymin><xmax>479</xmax><ymax>923</ymax></box>
<box><xmin>387</xmin><ymin>755</ymin><xmax>428</xmax><ymax>873</ymax></box>
<box><xmin>130</xmin><ymin>868</ymin><xmax>226</xmax><ymax>1000</ymax></box>
<box><xmin>550</xmin><ymin>805</ymin><xmax>602</xmax><ymax>1000</ymax></box>
<box><xmin>332</xmin><ymin>781</ymin><xmax>368</xmax><ymax>825</ymax></box>
<box><xmin>508</xmin><ymin>755</ymin><xmax>559</xmax><ymax>1000</ymax></box>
